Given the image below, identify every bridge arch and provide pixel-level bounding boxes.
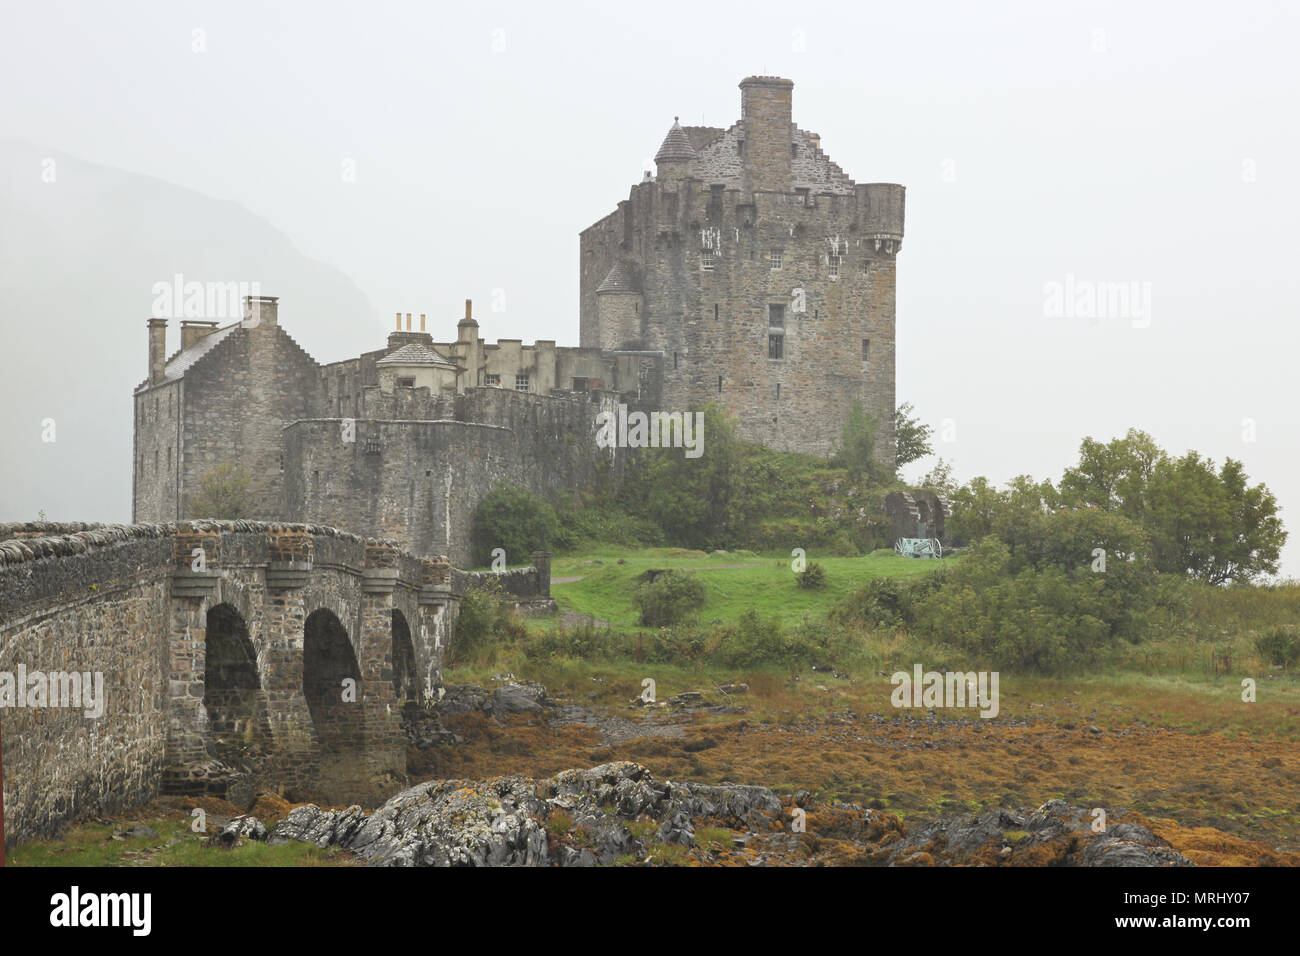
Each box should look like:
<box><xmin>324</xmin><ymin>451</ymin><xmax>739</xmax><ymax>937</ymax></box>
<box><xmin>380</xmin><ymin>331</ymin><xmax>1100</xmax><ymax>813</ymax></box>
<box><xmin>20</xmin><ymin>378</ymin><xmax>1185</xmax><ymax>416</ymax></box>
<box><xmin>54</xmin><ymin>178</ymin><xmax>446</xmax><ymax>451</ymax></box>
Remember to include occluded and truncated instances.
<box><xmin>391</xmin><ymin>609</ymin><xmax>419</xmax><ymax>711</ymax></box>
<box><xmin>203</xmin><ymin>603</ymin><xmax>272</xmax><ymax>761</ymax></box>
<box><xmin>303</xmin><ymin>607</ymin><xmax>363</xmax><ymax>754</ymax></box>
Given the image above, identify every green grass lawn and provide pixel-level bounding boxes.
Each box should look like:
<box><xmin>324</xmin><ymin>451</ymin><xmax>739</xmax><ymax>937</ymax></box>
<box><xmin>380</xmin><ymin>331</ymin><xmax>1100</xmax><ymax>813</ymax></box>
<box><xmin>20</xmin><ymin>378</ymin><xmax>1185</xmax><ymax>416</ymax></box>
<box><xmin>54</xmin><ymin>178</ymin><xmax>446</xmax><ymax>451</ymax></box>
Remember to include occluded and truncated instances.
<box><xmin>548</xmin><ymin>546</ymin><xmax>946</xmax><ymax>629</ymax></box>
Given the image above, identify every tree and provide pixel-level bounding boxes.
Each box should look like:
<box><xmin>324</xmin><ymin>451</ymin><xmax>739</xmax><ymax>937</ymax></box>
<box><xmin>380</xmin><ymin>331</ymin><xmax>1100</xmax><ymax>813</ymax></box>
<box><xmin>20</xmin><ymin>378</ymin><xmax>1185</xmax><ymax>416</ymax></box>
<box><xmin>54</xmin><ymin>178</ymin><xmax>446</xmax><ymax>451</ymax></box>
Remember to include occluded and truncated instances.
<box><xmin>831</xmin><ymin>400</ymin><xmax>890</xmax><ymax>484</ymax></box>
<box><xmin>894</xmin><ymin>402</ymin><xmax>934</xmax><ymax>469</ymax></box>
<box><xmin>187</xmin><ymin>464</ymin><xmax>254</xmax><ymax>519</ymax></box>
<box><xmin>1144</xmin><ymin>453</ymin><xmax>1284</xmax><ymax>584</ymax></box>
<box><xmin>469</xmin><ymin>486</ymin><xmax>560</xmax><ymax>567</ymax></box>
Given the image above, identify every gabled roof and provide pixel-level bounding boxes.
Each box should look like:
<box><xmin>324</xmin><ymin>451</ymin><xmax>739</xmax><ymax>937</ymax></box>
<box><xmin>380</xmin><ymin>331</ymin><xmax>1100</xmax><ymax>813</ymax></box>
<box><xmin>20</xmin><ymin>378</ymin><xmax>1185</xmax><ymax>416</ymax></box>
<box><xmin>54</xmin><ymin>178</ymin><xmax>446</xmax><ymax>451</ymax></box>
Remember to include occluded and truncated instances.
<box><xmin>376</xmin><ymin>341</ymin><xmax>457</xmax><ymax>368</ymax></box>
<box><xmin>655</xmin><ymin>118</ymin><xmax>698</xmax><ymax>163</ymax></box>
<box><xmin>135</xmin><ymin>321</ymin><xmax>239</xmax><ymax>391</ymax></box>
<box><xmin>596</xmin><ymin>261</ymin><xmax>640</xmax><ymax>294</ymax></box>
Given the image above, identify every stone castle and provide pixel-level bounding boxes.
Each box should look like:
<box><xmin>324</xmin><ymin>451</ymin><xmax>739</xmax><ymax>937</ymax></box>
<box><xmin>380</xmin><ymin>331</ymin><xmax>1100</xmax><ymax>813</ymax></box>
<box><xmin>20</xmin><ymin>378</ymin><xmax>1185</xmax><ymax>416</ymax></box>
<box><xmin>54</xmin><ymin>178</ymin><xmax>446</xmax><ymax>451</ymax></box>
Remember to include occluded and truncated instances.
<box><xmin>132</xmin><ymin>76</ymin><xmax>905</xmax><ymax>563</ymax></box>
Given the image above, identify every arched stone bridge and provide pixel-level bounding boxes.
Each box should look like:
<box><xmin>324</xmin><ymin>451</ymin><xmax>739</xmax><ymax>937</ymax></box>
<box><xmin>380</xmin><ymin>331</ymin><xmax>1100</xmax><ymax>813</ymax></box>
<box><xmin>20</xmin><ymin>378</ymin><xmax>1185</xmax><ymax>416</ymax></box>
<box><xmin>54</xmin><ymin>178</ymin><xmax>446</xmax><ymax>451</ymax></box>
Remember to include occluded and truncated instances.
<box><xmin>0</xmin><ymin>521</ymin><xmax>550</xmax><ymax>844</ymax></box>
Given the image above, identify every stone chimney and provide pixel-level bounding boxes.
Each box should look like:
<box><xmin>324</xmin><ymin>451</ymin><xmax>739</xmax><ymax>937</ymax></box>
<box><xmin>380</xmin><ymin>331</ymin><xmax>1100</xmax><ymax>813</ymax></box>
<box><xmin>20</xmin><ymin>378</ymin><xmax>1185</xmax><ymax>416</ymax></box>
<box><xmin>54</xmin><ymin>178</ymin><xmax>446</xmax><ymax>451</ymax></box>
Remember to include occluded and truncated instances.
<box><xmin>180</xmin><ymin>320</ymin><xmax>220</xmax><ymax>350</ymax></box>
<box><xmin>242</xmin><ymin>295</ymin><xmax>279</xmax><ymax>329</ymax></box>
<box><xmin>148</xmin><ymin>318</ymin><xmax>167</xmax><ymax>386</ymax></box>
<box><xmin>739</xmin><ymin>76</ymin><xmax>794</xmax><ymax>195</ymax></box>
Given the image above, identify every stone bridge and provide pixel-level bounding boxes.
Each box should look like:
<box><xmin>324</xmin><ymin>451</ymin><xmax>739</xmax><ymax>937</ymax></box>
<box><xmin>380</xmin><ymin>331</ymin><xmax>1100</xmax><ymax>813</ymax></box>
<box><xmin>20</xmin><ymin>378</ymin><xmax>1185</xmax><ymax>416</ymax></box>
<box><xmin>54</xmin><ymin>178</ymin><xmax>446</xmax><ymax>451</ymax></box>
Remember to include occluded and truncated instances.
<box><xmin>0</xmin><ymin>521</ymin><xmax>549</xmax><ymax>846</ymax></box>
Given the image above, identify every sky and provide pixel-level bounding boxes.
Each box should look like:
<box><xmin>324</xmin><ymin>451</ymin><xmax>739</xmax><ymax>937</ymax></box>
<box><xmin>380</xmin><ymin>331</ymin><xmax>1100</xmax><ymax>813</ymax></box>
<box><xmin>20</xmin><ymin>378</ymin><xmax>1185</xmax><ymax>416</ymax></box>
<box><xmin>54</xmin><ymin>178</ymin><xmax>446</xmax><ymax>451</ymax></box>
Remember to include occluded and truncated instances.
<box><xmin>2</xmin><ymin>0</ymin><xmax>1298</xmax><ymax>576</ymax></box>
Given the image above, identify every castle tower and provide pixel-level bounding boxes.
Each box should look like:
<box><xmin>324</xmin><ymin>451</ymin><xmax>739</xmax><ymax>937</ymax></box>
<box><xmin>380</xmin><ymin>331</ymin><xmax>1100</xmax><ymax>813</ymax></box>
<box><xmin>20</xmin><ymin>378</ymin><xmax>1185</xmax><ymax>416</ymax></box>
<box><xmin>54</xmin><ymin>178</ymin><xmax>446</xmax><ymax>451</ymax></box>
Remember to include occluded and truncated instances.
<box><xmin>579</xmin><ymin>76</ymin><xmax>905</xmax><ymax>462</ymax></box>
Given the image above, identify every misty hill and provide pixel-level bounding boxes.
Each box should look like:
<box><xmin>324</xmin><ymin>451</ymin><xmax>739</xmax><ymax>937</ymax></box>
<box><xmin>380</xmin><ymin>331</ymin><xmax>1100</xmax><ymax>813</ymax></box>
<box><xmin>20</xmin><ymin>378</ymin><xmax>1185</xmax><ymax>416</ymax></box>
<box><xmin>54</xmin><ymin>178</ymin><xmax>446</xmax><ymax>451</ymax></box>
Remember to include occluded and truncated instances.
<box><xmin>0</xmin><ymin>140</ymin><xmax>379</xmax><ymax>524</ymax></box>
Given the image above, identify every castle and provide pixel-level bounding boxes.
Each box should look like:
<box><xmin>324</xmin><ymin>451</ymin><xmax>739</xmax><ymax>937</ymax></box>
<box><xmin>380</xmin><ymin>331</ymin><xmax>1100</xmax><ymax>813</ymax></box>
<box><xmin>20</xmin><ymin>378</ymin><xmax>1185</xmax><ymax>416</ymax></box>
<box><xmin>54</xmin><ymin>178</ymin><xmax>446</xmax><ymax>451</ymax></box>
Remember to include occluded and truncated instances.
<box><xmin>132</xmin><ymin>76</ymin><xmax>905</xmax><ymax>563</ymax></box>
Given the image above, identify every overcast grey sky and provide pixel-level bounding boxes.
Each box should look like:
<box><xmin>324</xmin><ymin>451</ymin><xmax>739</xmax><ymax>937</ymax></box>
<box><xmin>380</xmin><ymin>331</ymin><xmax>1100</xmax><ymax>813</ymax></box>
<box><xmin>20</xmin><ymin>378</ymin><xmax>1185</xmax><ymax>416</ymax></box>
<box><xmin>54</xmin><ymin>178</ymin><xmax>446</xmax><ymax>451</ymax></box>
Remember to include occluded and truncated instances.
<box><xmin>3</xmin><ymin>0</ymin><xmax>1298</xmax><ymax>575</ymax></box>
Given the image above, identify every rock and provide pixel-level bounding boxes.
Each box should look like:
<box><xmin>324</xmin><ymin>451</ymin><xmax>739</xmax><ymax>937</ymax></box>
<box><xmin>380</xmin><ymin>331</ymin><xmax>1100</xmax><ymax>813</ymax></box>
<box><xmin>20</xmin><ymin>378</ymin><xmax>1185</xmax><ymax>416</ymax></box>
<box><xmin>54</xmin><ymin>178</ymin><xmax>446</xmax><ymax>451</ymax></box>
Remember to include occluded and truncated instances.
<box><xmin>718</xmin><ymin>683</ymin><xmax>748</xmax><ymax>695</ymax></box>
<box><xmin>208</xmin><ymin>815</ymin><xmax>268</xmax><ymax>848</ymax></box>
<box><xmin>666</xmin><ymin>691</ymin><xmax>705</xmax><ymax>708</ymax></box>
<box><xmin>491</xmin><ymin>681</ymin><xmax>547</xmax><ymax>714</ymax></box>
<box><xmin>119</xmin><ymin>824</ymin><xmax>159</xmax><ymax>840</ymax></box>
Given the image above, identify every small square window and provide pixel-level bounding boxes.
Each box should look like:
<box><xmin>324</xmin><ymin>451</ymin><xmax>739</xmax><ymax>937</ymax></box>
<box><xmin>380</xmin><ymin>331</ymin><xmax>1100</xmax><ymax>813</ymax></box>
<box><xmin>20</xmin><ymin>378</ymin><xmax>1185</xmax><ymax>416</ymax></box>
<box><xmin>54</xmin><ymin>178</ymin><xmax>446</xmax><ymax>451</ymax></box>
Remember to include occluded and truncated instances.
<box><xmin>485</xmin><ymin>373</ymin><xmax>501</xmax><ymax>387</ymax></box>
<box><xmin>514</xmin><ymin>375</ymin><xmax>530</xmax><ymax>392</ymax></box>
<box><xmin>396</xmin><ymin>376</ymin><xmax>416</xmax><ymax>388</ymax></box>
<box><xmin>769</xmin><ymin>334</ymin><xmax>784</xmax><ymax>360</ymax></box>
<box><xmin>770</xmin><ymin>249</ymin><xmax>783</xmax><ymax>270</ymax></box>
<box><xmin>795</xmin><ymin>188</ymin><xmax>810</xmax><ymax>206</ymax></box>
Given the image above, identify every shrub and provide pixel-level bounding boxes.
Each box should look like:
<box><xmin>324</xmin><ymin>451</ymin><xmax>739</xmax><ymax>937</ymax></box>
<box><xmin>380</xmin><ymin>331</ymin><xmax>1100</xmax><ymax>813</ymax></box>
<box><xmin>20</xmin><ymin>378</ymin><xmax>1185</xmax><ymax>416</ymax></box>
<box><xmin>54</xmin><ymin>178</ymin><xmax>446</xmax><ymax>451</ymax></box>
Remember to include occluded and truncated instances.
<box><xmin>450</xmin><ymin>581</ymin><xmax>512</xmax><ymax>664</ymax></box>
<box><xmin>717</xmin><ymin>610</ymin><xmax>805</xmax><ymax>667</ymax></box>
<box><xmin>632</xmin><ymin>571</ymin><xmax>708</xmax><ymax>627</ymax></box>
<box><xmin>1255</xmin><ymin>626</ymin><xmax>1300</xmax><ymax>669</ymax></box>
<box><xmin>798</xmin><ymin>562</ymin><xmax>827</xmax><ymax>589</ymax></box>
<box><xmin>469</xmin><ymin>486</ymin><xmax>560</xmax><ymax>567</ymax></box>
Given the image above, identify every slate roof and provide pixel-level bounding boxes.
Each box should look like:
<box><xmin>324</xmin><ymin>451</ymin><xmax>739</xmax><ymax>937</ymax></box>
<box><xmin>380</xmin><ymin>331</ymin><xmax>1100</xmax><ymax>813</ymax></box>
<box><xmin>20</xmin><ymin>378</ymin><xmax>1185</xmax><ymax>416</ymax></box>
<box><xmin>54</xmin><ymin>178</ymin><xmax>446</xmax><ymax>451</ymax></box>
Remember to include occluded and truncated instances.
<box><xmin>376</xmin><ymin>342</ymin><xmax>457</xmax><ymax>368</ymax></box>
<box><xmin>654</xmin><ymin>118</ymin><xmax>698</xmax><ymax>162</ymax></box>
<box><xmin>596</xmin><ymin>261</ymin><xmax>640</xmax><ymax>294</ymax></box>
<box><xmin>135</xmin><ymin>321</ymin><xmax>239</xmax><ymax>391</ymax></box>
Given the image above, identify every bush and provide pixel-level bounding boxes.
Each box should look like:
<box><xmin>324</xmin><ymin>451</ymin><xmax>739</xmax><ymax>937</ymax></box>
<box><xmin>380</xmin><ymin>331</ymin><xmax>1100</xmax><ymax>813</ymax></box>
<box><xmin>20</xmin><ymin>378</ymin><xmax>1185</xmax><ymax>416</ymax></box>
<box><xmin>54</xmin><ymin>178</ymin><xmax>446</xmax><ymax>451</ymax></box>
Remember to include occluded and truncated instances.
<box><xmin>717</xmin><ymin>610</ymin><xmax>805</xmax><ymax>667</ymax></box>
<box><xmin>1255</xmin><ymin>626</ymin><xmax>1300</xmax><ymax>669</ymax></box>
<box><xmin>632</xmin><ymin>571</ymin><xmax>708</xmax><ymax>627</ymax></box>
<box><xmin>798</xmin><ymin>562</ymin><xmax>827</xmax><ymax>589</ymax></box>
<box><xmin>450</xmin><ymin>582</ymin><xmax>509</xmax><ymax>664</ymax></box>
<box><xmin>470</xmin><ymin>486</ymin><xmax>560</xmax><ymax>567</ymax></box>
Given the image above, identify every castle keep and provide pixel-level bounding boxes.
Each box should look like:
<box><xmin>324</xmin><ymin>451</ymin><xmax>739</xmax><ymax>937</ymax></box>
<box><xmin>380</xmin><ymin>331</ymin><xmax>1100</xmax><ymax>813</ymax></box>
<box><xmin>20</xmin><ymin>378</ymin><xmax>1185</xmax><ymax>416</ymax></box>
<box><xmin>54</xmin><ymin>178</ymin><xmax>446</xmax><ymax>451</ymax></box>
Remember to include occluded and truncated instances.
<box><xmin>132</xmin><ymin>76</ymin><xmax>904</xmax><ymax>562</ymax></box>
<box><xmin>582</xmin><ymin>76</ymin><xmax>905</xmax><ymax>459</ymax></box>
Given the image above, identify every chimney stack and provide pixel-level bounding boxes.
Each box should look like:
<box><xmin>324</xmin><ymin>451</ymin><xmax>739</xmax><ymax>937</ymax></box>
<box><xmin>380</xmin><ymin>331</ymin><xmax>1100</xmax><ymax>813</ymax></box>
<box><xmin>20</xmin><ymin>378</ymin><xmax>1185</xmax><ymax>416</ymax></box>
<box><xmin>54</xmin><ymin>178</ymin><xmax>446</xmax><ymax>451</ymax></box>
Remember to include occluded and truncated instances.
<box><xmin>180</xmin><ymin>320</ymin><xmax>220</xmax><ymax>350</ymax></box>
<box><xmin>395</xmin><ymin>312</ymin><xmax>401</xmax><ymax>330</ymax></box>
<box><xmin>465</xmin><ymin>299</ymin><xmax>472</xmax><ymax>320</ymax></box>
<box><xmin>405</xmin><ymin>313</ymin><xmax>412</xmax><ymax>331</ymax></box>
<box><xmin>420</xmin><ymin>313</ymin><xmax>426</xmax><ymax>331</ymax></box>
<box><xmin>148</xmin><ymin>318</ymin><xmax>167</xmax><ymax>386</ymax></box>
<box><xmin>739</xmin><ymin>76</ymin><xmax>794</xmax><ymax>194</ymax></box>
<box><xmin>242</xmin><ymin>295</ymin><xmax>278</xmax><ymax>328</ymax></box>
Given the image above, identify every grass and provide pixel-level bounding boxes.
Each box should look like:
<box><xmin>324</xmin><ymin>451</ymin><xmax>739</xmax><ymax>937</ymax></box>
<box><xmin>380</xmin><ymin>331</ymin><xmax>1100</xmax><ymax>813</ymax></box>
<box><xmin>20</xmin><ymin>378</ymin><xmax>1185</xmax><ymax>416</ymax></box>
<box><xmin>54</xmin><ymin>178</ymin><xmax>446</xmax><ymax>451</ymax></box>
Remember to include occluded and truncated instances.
<box><xmin>9</xmin><ymin>814</ymin><xmax>354</xmax><ymax>867</ymax></box>
<box><xmin>549</xmin><ymin>546</ymin><xmax>946</xmax><ymax>629</ymax></box>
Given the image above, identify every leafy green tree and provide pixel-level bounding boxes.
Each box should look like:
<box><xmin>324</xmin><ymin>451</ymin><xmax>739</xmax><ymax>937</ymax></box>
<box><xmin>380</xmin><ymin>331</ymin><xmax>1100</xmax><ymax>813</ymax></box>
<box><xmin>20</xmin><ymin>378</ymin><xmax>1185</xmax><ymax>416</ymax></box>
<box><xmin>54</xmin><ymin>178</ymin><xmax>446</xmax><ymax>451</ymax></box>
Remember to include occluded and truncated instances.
<box><xmin>619</xmin><ymin>403</ymin><xmax>746</xmax><ymax>550</ymax></box>
<box><xmin>469</xmin><ymin>486</ymin><xmax>560</xmax><ymax>567</ymax></box>
<box><xmin>894</xmin><ymin>402</ymin><xmax>934</xmax><ymax>469</ymax></box>
<box><xmin>831</xmin><ymin>400</ymin><xmax>890</xmax><ymax>484</ymax></box>
<box><xmin>187</xmin><ymin>464</ymin><xmax>254</xmax><ymax>519</ymax></box>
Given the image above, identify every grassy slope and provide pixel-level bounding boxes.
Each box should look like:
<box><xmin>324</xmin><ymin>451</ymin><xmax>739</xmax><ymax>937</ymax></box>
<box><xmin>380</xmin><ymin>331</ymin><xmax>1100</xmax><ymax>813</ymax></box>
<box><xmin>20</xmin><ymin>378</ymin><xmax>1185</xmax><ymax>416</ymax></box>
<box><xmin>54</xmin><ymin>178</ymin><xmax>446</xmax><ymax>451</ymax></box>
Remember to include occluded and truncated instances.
<box><xmin>548</xmin><ymin>546</ymin><xmax>943</xmax><ymax>628</ymax></box>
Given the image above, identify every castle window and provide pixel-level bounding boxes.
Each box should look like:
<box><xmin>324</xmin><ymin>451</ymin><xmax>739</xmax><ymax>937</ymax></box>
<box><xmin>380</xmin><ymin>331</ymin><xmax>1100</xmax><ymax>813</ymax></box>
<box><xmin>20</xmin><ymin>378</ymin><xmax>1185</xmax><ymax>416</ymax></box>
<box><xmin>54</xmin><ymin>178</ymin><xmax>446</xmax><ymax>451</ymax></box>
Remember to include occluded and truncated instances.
<box><xmin>791</xmin><ymin>143</ymin><xmax>799</xmax><ymax>159</ymax></box>
<box><xmin>769</xmin><ymin>304</ymin><xmax>785</xmax><ymax>328</ymax></box>
<box><xmin>700</xmin><ymin>250</ymin><xmax>715</xmax><ymax>272</ymax></box>
<box><xmin>396</xmin><ymin>376</ymin><xmax>416</xmax><ymax>388</ymax></box>
<box><xmin>486</xmin><ymin>373</ymin><xmax>501</xmax><ymax>387</ymax></box>
<box><xmin>770</xmin><ymin>249</ymin><xmax>783</xmax><ymax>270</ymax></box>
<box><xmin>776</xmin><ymin>383</ymin><xmax>781</xmax><ymax>401</ymax></box>
<box><xmin>862</xmin><ymin>339</ymin><xmax>870</xmax><ymax>364</ymax></box>
<box><xmin>718</xmin><ymin>375</ymin><xmax>723</xmax><ymax>394</ymax></box>
<box><xmin>673</xmin><ymin>352</ymin><xmax>679</xmax><ymax>369</ymax></box>
<box><xmin>795</xmin><ymin>188</ymin><xmax>810</xmax><ymax>206</ymax></box>
<box><xmin>514</xmin><ymin>375</ymin><xmax>530</xmax><ymax>392</ymax></box>
<box><xmin>714</xmin><ymin>304</ymin><xmax>719</xmax><ymax>321</ymax></box>
<box><xmin>828</xmin><ymin>254</ymin><xmax>841</xmax><ymax>279</ymax></box>
<box><xmin>571</xmin><ymin>377</ymin><xmax>589</xmax><ymax>391</ymax></box>
<box><xmin>166</xmin><ymin>447</ymin><xmax>171</xmax><ymax>469</ymax></box>
<box><xmin>769</xmin><ymin>334</ymin><xmax>784</xmax><ymax>360</ymax></box>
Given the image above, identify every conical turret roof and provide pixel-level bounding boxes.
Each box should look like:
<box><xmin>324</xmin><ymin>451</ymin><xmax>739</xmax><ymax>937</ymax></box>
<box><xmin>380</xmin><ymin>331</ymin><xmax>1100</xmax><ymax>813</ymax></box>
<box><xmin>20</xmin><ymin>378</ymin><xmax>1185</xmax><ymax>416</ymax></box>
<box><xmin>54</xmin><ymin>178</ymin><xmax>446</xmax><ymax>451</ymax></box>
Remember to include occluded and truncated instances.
<box><xmin>654</xmin><ymin>117</ymin><xmax>698</xmax><ymax>163</ymax></box>
<box><xmin>596</xmin><ymin>261</ymin><xmax>640</xmax><ymax>294</ymax></box>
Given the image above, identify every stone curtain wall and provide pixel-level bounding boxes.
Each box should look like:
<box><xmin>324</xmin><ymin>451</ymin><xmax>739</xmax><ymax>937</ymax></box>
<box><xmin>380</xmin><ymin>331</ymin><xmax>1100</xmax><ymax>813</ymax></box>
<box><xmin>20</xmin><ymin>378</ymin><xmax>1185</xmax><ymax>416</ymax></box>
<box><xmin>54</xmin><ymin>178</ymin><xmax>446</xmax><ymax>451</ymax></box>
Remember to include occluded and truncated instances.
<box><xmin>282</xmin><ymin>387</ymin><xmax>623</xmax><ymax>566</ymax></box>
<box><xmin>0</xmin><ymin>520</ymin><xmax>462</xmax><ymax>846</ymax></box>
